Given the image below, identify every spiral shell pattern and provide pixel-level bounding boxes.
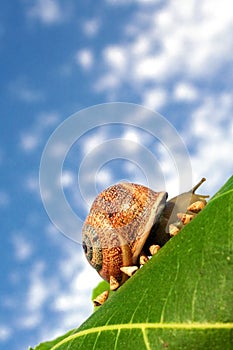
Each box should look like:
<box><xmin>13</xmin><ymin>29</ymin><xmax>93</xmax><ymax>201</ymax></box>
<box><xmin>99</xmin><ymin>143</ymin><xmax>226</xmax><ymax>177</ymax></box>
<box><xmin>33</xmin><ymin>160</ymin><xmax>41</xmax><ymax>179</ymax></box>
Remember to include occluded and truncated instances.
<box><xmin>82</xmin><ymin>183</ymin><xmax>167</xmax><ymax>285</ymax></box>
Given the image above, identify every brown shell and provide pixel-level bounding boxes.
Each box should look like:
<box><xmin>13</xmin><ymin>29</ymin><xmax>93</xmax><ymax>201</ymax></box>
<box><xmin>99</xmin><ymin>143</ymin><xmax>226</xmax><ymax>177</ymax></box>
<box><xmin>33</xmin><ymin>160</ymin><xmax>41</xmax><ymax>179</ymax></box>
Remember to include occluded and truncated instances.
<box><xmin>82</xmin><ymin>183</ymin><xmax>167</xmax><ymax>286</ymax></box>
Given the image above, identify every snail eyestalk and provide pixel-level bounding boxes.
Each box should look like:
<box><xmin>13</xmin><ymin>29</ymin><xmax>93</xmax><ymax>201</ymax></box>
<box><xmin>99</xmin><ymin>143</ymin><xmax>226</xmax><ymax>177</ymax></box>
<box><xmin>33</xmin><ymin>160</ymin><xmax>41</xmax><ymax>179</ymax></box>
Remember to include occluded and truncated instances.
<box><xmin>190</xmin><ymin>177</ymin><xmax>209</xmax><ymax>199</ymax></box>
<box><xmin>191</xmin><ymin>177</ymin><xmax>206</xmax><ymax>193</ymax></box>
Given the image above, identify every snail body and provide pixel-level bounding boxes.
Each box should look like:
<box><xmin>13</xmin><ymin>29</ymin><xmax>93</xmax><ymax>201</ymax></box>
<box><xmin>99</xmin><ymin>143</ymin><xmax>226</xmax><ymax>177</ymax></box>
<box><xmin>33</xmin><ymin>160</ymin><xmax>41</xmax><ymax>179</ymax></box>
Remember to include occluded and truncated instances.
<box><xmin>82</xmin><ymin>179</ymin><xmax>208</xmax><ymax>293</ymax></box>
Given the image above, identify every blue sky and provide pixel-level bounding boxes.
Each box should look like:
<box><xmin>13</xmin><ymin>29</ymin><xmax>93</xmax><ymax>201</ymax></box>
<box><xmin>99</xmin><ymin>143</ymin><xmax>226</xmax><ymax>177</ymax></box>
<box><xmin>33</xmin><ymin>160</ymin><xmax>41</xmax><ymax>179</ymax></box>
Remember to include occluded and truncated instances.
<box><xmin>1</xmin><ymin>0</ymin><xmax>233</xmax><ymax>349</ymax></box>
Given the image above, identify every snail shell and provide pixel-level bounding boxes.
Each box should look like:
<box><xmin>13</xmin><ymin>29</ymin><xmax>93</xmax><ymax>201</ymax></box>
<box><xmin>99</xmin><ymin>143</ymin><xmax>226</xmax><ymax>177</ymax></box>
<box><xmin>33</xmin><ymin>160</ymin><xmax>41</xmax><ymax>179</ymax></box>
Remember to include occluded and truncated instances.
<box><xmin>82</xmin><ymin>183</ymin><xmax>167</xmax><ymax>287</ymax></box>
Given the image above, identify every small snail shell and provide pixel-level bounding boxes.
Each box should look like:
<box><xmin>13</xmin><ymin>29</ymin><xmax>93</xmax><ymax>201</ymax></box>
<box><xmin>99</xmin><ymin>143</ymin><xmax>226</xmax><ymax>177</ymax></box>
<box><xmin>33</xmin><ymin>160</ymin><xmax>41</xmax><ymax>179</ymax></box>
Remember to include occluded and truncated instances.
<box><xmin>82</xmin><ymin>183</ymin><xmax>167</xmax><ymax>288</ymax></box>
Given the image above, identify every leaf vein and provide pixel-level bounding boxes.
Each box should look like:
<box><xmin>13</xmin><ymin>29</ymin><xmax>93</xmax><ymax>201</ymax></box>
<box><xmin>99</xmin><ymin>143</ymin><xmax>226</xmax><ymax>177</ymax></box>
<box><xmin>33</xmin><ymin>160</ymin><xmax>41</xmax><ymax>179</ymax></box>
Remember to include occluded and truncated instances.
<box><xmin>210</xmin><ymin>188</ymin><xmax>233</xmax><ymax>202</ymax></box>
<box><xmin>51</xmin><ymin>323</ymin><xmax>233</xmax><ymax>349</ymax></box>
<box><xmin>129</xmin><ymin>288</ymin><xmax>148</xmax><ymax>324</ymax></box>
<box><xmin>142</xmin><ymin>327</ymin><xmax>151</xmax><ymax>350</ymax></box>
<box><xmin>114</xmin><ymin>329</ymin><xmax>120</xmax><ymax>350</ymax></box>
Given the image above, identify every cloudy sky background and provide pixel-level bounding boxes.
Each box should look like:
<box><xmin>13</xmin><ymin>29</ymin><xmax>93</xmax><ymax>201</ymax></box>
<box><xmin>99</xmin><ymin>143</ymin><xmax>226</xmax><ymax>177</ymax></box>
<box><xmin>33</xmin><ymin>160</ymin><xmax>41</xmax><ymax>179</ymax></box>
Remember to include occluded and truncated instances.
<box><xmin>1</xmin><ymin>0</ymin><xmax>233</xmax><ymax>348</ymax></box>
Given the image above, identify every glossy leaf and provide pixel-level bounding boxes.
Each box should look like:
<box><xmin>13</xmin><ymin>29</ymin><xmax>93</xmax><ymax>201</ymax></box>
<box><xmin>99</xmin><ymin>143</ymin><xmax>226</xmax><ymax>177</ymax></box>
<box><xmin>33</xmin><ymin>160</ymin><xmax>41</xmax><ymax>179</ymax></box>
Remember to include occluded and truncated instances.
<box><xmin>32</xmin><ymin>176</ymin><xmax>233</xmax><ymax>350</ymax></box>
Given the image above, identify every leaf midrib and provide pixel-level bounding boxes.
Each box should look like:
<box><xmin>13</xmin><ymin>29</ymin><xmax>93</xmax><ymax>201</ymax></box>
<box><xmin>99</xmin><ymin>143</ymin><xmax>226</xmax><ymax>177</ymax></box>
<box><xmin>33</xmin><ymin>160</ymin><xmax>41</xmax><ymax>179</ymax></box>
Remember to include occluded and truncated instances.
<box><xmin>51</xmin><ymin>322</ymin><xmax>233</xmax><ymax>349</ymax></box>
<box><xmin>210</xmin><ymin>187</ymin><xmax>233</xmax><ymax>202</ymax></box>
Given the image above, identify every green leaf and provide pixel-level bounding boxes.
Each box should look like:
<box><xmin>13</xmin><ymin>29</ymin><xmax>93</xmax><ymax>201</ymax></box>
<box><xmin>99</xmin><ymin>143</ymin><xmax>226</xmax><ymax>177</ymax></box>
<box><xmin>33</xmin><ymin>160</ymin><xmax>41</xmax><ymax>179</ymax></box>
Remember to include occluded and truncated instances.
<box><xmin>32</xmin><ymin>176</ymin><xmax>233</xmax><ymax>350</ymax></box>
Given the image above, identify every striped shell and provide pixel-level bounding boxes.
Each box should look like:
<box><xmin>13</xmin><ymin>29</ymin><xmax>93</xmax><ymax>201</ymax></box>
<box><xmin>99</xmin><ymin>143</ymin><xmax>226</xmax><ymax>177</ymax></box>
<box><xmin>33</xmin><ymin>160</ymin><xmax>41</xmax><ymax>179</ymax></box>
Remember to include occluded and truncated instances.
<box><xmin>82</xmin><ymin>183</ymin><xmax>167</xmax><ymax>286</ymax></box>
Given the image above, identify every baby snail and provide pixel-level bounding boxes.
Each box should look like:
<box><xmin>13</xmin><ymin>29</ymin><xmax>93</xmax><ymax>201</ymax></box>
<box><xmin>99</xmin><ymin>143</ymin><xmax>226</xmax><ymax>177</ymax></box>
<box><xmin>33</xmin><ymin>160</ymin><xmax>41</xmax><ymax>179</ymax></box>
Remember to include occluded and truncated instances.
<box><xmin>82</xmin><ymin>178</ymin><xmax>209</xmax><ymax>306</ymax></box>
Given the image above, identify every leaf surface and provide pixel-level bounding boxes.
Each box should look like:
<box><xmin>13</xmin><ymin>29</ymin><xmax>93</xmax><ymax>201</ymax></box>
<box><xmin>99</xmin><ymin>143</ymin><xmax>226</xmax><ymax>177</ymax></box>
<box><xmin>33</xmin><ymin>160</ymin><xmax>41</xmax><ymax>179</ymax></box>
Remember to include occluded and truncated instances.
<box><xmin>33</xmin><ymin>176</ymin><xmax>233</xmax><ymax>350</ymax></box>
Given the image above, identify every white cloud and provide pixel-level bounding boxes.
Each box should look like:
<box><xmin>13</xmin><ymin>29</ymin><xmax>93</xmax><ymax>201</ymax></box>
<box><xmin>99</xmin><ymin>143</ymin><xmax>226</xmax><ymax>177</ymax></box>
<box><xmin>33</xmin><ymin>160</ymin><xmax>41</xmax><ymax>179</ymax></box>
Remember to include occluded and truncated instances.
<box><xmin>26</xmin><ymin>0</ymin><xmax>64</xmax><ymax>25</ymax></box>
<box><xmin>12</xmin><ymin>235</ymin><xmax>33</xmax><ymax>261</ymax></box>
<box><xmin>173</xmin><ymin>82</ymin><xmax>198</xmax><ymax>102</ymax></box>
<box><xmin>94</xmin><ymin>74</ymin><xmax>120</xmax><ymax>93</ymax></box>
<box><xmin>9</xmin><ymin>78</ymin><xmax>44</xmax><ymax>103</ymax></box>
<box><xmin>19</xmin><ymin>313</ymin><xmax>42</xmax><ymax>330</ymax></box>
<box><xmin>51</xmin><ymin>255</ymin><xmax>101</xmax><ymax>328</ymax></box>
<box><xmin>183</xmin><ymin>92</ymin><xmax>233</xmax><ymax>194</ymax></box>
<box><xmin>82</xmin><ymin>130</ymin><xmax>107</xmax><ymax>155</ymax></box>
<box><xmin>15</xmin><ymin>261</ymin><xmax>56</xmax><ymax>333</ymax></box>
<box><xmin>95</xmin><ymin>168</ymin><xmax>112</xmax><ymax>186</ymax></box>
<box><xmin>142</xmin><ymin>88</ymin><xmax>168</xmax><ymax>110</ymax></box>
<box><xmin>0</xmin><ymin>325</ymin><xmax>12</xmax><ymax>342</ymax></box>
<box><xmin>26</xmin><ymin>262</ymin><xmax>50</xmax><ymax>312</ymax></box>
<box><xmin>75</xmin><ymin>49</ymin><xmax>94</xmax><ymax>70</ymax></box>
<box><xmin>61</xmin><ymin>170</ymin><xmax>75</xmax><ymax>188</ymax></box>
<box><xmin>38</xmin><ymin>112</ymin><xmax>60</xmax><ymax>128</ymax></box>
<box><xmin>130</xmin><ymin>35</ymin><xmax>151</xmax><ymax>56</ymax></box>
<box><xmin>25</xmin><ymin>175</ymin><xmax>40</xmax><ymax>195</ymax></box>
<box><xmin>134</xmin><ymin>55</ymin><xmax>171</xmax><ymax>81</ymax></box>
<box><xmin>187</xmin><ymin>93</ymin><xmax>233</xmax><ymax>140</ymax></box>
<box><xmin>46</xmin><ymin>141</ymin><xmax>69</xmax><ymax>158</ymax></box>
<box><xmin>82</xmin><ymin>18</ymin><xmax>100</xmax><ymax>37</ymax></box>
<box><xmin>17</xmin><ymin>86</ymin><xmax>44</xmax><ymax>103</ymax></box>
<box><xmin>106</xmin><ymin>0</ymin><xmax>159</xmax><ymax>5</ymax></box>
<box><xmin>122</xmin><ymin>129</ymin><xmax>141</xmax><ymax>143</ymax></box>
<box><xmin>93</xmin><ymin>47</ymin><xmax>128</xmax><ymax>95</ymax></box>
<box><xmin>72</xmin><ymin>261</ymin><xmax>102</xmax><ymax>293</ymax></box>
<box><xmin>103</xmin><ymin>45</ymin><xmax>127</xmax><ymax>71</ymax></box>
<box><xmin>15</xmin><ymin>246</ymin><xmax>101</xmax><ymax>339</ymax></box>
<box><xmin>19</xmin><ymin>111</ymin><xmax>60</xmax><ymax>153</ymax></box>
<box><xmin>11</xmin><ymin>238</ymin><xmax>100</xmax><ymax>340</ymax></box>
<box><xmin>121</xmin><ymin>128</ymin><xmax>152</xmax><ymax>152</ymax></box>
<box><xmin>20</xmin><ymin>134</ymin><xmax>39</xmax><ymax>152</ymax></box>
<box><xmin>95</xmin><ymin>0</ymin><xmax>233</xmax><ymax>97</ymax></box>
<box><xmin>57</xmin><ymin>244</ymin><xmax>83</xmax><ymax>278</ymax></box>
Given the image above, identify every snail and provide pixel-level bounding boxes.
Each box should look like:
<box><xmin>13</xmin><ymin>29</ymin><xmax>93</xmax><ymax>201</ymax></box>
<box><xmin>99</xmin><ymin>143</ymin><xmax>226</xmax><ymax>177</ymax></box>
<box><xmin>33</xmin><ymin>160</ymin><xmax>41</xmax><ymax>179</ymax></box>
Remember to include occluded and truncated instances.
<box><xmin>82</xmin><ymin>178</ymin><xmax>208</xmax><ymax>305</ymax></box>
